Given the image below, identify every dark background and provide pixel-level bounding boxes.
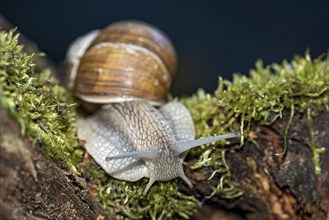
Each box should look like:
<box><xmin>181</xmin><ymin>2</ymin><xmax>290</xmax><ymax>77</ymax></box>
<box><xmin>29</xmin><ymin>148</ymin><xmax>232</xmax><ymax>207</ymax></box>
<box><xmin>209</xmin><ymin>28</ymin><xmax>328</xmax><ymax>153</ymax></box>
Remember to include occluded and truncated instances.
<box><xmin>1</xmin><ymin>1</ymin><xmax>328</xmax><ymax>96</ymax></box>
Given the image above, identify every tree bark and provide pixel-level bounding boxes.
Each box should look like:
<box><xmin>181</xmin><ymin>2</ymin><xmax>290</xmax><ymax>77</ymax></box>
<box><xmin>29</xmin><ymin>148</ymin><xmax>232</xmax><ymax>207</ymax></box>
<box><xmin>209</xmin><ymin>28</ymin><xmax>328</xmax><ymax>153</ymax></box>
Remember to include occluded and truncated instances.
<box><xmin>0</xmin><ymin>108</ymin><xmax>105</xmax><ymax>220</ymax></box>
<box><xmin>185</xmin><ymin>108</ymin><xmax>329</xmax><ymax>220</ymax></box>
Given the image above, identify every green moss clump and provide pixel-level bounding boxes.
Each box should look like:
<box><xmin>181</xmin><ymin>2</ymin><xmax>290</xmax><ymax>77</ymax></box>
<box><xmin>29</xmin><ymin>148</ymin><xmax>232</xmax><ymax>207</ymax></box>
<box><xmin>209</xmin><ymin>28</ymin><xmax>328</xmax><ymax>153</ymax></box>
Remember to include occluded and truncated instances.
<box><xmin>0</xmin><ymin>29</ymin><xmax>78</xmax><ymax>170</ymax></box>
<box><xmin>182</xmin><ymin>52</ymin><xmax>329</xmax><ymax>197</ymax></box>
<box><xmin>90</xmin><ymin>168</ymin><xmax>199</xmax><ymax>220</ymax></box>
<box><xmin>82</xmin><ymin>159</ymin><xmax>199</xmax><ymax>219</ymax></box>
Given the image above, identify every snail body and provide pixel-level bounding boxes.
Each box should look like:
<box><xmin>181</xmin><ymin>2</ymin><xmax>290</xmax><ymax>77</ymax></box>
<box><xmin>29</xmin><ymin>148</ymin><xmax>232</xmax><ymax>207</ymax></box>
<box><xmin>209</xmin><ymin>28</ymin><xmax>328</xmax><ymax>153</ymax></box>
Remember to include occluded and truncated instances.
<box><xmin>78</xmin><ymin>100</ymin><xmax>195</xmax><ymax>194</ymax></box>
<box><xmin>66</xmin><ymin>20</ymin><xmax>239</xmax><ymax>195</ymax></box>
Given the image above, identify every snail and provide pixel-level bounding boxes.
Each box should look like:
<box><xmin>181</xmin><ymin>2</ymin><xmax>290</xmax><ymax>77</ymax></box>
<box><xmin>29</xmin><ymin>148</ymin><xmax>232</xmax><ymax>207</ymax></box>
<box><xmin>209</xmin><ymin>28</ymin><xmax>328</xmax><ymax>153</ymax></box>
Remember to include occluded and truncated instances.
<box><xmin>66</xmin><ymin>20</ymin><xmax>240</xmax><ymax>195</ymax></box>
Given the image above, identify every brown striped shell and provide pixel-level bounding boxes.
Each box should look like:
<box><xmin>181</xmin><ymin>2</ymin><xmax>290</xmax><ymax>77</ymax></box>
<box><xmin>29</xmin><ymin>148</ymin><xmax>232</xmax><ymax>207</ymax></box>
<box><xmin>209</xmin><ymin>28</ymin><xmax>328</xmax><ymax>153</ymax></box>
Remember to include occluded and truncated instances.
<box><xmin>66</xmin><ymin>20</ymin><xmax>177</xmax><ymax>105</ymax></box>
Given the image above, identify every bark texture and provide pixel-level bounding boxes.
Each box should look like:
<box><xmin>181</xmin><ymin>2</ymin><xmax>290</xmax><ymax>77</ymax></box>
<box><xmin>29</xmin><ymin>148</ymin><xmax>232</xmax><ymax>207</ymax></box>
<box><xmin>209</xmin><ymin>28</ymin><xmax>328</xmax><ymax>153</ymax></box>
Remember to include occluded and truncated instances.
<box><xmin>185</xmin><ymin>109</ymin><xmax>329</xmax><ymax>220</ymax></box>
<box><xmin>0</xmin><ymin>108</ymin><xmax>105</xmax><ymax>220</ymax></box>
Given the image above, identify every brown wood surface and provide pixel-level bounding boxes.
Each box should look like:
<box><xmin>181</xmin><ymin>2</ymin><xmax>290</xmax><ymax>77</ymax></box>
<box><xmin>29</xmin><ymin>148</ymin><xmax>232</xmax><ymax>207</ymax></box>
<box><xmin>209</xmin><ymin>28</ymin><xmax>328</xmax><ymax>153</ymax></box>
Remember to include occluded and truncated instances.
<box><xmin>184</xmin><ymin>108</ymin><xmax>329</xmax><ymax>220</ymax></box>
<box><xmin>0</xmin><ymin>108</ymin><xmax>106</xmax><ymax>220</ymax></box>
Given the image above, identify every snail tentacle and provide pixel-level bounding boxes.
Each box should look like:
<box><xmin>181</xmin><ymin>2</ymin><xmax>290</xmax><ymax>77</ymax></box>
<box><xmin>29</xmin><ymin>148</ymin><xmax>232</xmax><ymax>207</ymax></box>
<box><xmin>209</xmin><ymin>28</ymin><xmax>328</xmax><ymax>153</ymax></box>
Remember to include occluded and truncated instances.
<box><xmin>106</xmin><ymin>149</ymin><xmax>158</xmax><ymax>161</ymax></box>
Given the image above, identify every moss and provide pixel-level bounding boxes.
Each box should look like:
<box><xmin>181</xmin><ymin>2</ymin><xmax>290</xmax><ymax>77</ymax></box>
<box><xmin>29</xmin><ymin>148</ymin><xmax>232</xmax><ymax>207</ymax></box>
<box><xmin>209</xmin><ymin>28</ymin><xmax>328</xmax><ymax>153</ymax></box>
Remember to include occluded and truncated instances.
<box><xmin>91</xmin><ymin>169</ymin><xmax>199</xmax><ymax>220</ymax></box>
<box><xmin>182</xmin><ymin>51</ymin><xmax>328</xmax><ymax>198</ymax></box>
<box><xmin>81</xmin><ymin>155</ymin><xmax>200</xmax><ymax>218</ymax></box>
<box><xmin>0</xmin><ymin>29</ymin><xmax>78</xmax><ymax>171</ymax></box>
<box><xmin>306</xmin><ymin>107</ymin><xmax>326</xmax><ymax>175</ymax></box>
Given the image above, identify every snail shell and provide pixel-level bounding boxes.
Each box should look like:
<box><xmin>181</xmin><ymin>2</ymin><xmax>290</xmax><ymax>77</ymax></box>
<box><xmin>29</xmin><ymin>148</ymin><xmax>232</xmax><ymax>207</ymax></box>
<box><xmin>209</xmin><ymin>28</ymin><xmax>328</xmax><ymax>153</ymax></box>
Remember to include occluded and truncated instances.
<box><xmin>66</xmin><ymin>20</ymin><xmax>177</xmax><ymax>105</ymax></box>
<box><xmin>66</xmin><ymin>20</ymin><xmax>240</xmax><ymax>195</ymax></box>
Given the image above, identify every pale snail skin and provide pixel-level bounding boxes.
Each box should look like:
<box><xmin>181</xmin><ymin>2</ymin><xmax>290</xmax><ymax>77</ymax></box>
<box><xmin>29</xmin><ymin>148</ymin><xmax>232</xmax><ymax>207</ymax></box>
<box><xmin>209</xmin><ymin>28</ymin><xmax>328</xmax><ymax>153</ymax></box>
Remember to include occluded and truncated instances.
<box><xmin>66</xmin><ymin>20</ymin><xmax>240</xmax><ymax>195</ymax></box>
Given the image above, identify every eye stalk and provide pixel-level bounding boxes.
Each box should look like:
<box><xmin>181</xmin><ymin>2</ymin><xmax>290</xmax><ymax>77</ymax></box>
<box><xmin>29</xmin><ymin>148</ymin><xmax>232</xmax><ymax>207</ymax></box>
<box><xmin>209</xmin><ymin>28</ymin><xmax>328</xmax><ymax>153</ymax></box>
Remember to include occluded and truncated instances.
<box><xmin>106</xmin><ymin>149</ymin><xmax>158</xmax><ymax>161</ymax></box>
<box><xmin>176</xmin><ymin>131</ymin><xmax>240</xmax><ymax>154</ymax></box>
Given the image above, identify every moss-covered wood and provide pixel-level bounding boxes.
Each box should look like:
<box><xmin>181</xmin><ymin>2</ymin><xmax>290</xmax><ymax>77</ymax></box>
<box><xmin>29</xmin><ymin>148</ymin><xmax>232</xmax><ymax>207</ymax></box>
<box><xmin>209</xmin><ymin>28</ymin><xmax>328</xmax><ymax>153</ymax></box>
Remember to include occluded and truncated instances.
<box><xmin>0</xmin><ymin>21</ymin><xmax>328</xmax><ymax>219</ymax></box>
<box><xmin>182</xmin><ymin>109</ymin><xmax>329</xmax><ymax>219</ymax></box>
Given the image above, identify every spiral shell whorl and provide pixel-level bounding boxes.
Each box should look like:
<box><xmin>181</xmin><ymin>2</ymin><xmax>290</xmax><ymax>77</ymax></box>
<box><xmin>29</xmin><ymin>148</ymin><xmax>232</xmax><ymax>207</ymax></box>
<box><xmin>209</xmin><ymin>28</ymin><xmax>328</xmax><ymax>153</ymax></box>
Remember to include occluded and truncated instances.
<box><xmin>71</xmin><ymin>20</ymin><xmax>177</xmax><ymax>105</ymax></box>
